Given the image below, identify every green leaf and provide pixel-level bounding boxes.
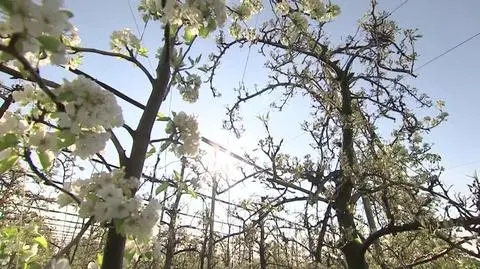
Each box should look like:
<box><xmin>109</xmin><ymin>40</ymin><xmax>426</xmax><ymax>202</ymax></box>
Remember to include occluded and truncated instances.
<box><xmin>173</xmin><ymin>170</ymin><xmax>182</xmax><ymax>181</ymax></box>
<box><xmin>207</xmin><ymin>18</ymin><xmax>217</xmax><ymax>32</ymax></box>
<box><xmin>2</xmin><ymin>226</ymin><xmax>18</xmax><ymax>237</ymax></box>
<box><xmin>187</xmin><ymin>188</ymin><xmax>197</xmax><ymax>199</ymax></box>
<box><xmin>57</xmin><ymin>91</ymin><xmax>76</xmax><ymax>102</ymax></box>
<box><xmin>96</xmin><ymin>253</ymin><xmax>104</xmax><ymax>267</ymax></box>
<box><xmin>198</xmin><ymin>16</ymin><xmax>217</xmax><ymax>37</ymax></box>
<box><xmin>60</xmin><ymin>9</ymin><xmax>74</xmax><ymax>18</ymax></box>
<box><xmin>0</xmin><ymin>51</ymin><xmax>14</xmax><ymax>62</ymax></box>
<box><xmin>0</xmin><ymin>133</ymin><xmax>19</xmax><ymax>152</ymax></box>
<box><xmin>169</xmin><ymin>25</ymin><xmax>178</xmax><ymax>37</ymax></box>
<box><xmin>0</xmin><ymin>154</ymin><xmax>18</xmax><ymax>174</ymax></box>
<box><xmin>124</xmin><ymin>248</ymin><xmax>136</xmax><ymax>262</ymax></box>
<box><xmin>198</xmin><ymin>65</ymin><xmax>209</xmax><ymax>73</ymax></box>
<box><xmin>138</xmin><ymin>47</ymin><xmax>148</xmax><ymax>57</ymax></box>
<box><xmin>0</xmin><ymin>0</ymin><xmax>13</xmax><ymax>13</ymax></box>
<box><xmin>198</xmin><ymin>26</ymin><xmax>209</xmax><ymax>38</ymax></box>
<box><xmin>33</xmin><ymin>236</ymin><xmax>48</xmax><ymax>250</ymax></box>
<box><xmin>142</xmin><ymin>14</ymin><xmax>149</xmax><ymax>24</ymax></box>
<box><xmin>57</xmin><ymin>131</ymin><xmax>76</xmax><ymax>148</ymax></box>
<box><xmin>36</xmin><ymin>35</ymin><xmax>61</xmax><ymax>52</ymax></box>
<box><xmin>146</xmin><ymin>145</ymin><xmax>156</xmax><ymax>159</ymax></box>
<box><xmin>159</xmin><ymin>141</ymin><xmax>171</xmax><ymax>152</ymax></box>
<box><xmin>156</xmin><ymin>114</ymin><xmax>170</xmax><ymax>122</ymax></box>
<box><xmin>37</xmin><ymin>150</ymin><xmax>53</xmax><ymax>171</ymax></box>
<box><xmin>113</xmin><ymin>219</ymin><xmax>126</xmax><ymax>235</ymax></box>
<box><xmin>143</xmin><ymin>251</ymin><xmax>153</xmax><ymax>260</ymax></box>
<box><xmin>28</xmin><ymin>262</ymin><xmax>42</xmax><ymax>269</ymax></box>
<box><xmin>155</xmin><ymin>182</ymin><xmax>169</xmax><ymax>195</ymax></box>
<box><xmin>184</xmin><ymin>27</ymin><xmax>197</xmax><ymax>44</ymax></box>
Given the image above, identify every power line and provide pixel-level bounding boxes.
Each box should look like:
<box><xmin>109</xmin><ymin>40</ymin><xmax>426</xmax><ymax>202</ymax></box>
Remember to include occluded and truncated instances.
<box><xmin>240</xmin><ymin>15</ymin><xmax>260</xmax><ymax>85</ymax></box>
<box><xmin>416</xmin><ymin>31</ymin><xmax>480</xmax><ymax>71</ymax></box>
<box><xmin>388</xmin><ymin>0</ymin><xmax>410</xmax><ymax>16</ymax></box>
<box><xmin>127</xmin><ymin>0</ymin><xmax>142</xmax><ymax>36</ymax></box>
<box><xmin>445</xmin><ymin>160</ymin><xmax>480</xmax><ymax>171</ymax></box>
<box><xmin>126</xmin><ymin>0</ymin><xmax>155</xmax><ymax>72</ymax></box>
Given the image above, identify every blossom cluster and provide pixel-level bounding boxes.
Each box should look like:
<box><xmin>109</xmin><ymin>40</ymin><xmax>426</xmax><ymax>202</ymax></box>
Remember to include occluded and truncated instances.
<box><xmin>165</xmin><ymin>112</ymin><xmax>200</xmax><ymax>156</ymax></box>
<box><xmin>110</xmin><ymin>28</ymin><xmax>142</xmax><ymax>55</ymax></box>
<box><xmin>54</xmin><ymin>76</ymin><xmax>124</xmax><ymax>134</ymax></box>
<box><xmin>139</xmin><ymin>0</ymin><xmax>226</xmax><ymax>39</ymax></box>
<box><xmin>177</xmin><ymin>74</ymin><xmax>201</xmax><ymax>103</ymax></box>
<box><xmin>0</xmin><ymin>0</ymin><xmax>74</xmax><ymax>67</ymax></box>
<box><xmin>0</xmin><ymin>112</ymin><xmax>28</xmax><ymax>135</ymax></box>
<box><xmin>58</xmin><ymin>170</ymin><xmax>161</xmax><ymax>239</ymax></box>
<box><xmin>0</xmin><ymin>111</ymin><xmax>61</xmax><ymax>172</ymax></box>
<box><xmin>233</xmin><ymin>0</ymin><xmax>263</xmax><ymax>21</ymax></box>
<box><xmin>0</xmin><ymin>76</ymin><xmax>124</xmax><ymax>166</ymax></box>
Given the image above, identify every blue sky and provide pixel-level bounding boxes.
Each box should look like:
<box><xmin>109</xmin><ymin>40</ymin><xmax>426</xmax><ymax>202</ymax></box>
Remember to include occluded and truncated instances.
<box><xmin>55</xmin><ymin>0</ymin><xmax>480</xmax><ymax>193</ymax></box>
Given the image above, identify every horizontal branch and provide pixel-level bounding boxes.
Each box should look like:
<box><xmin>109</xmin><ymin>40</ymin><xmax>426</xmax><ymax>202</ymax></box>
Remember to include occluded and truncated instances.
<box><xmin>362</xmin><ymin>216</ymin><xmax>480</xmax><ymax>253</ymax></box>
<box><xmin>24</xmin><ymin>150</ymin><xmax>80</xmax><ymax>204</ymax></box>
<box><xmin>69</xmin><ymin>46</ymin><xmax>154</xmax><ymax>83</ymax></box>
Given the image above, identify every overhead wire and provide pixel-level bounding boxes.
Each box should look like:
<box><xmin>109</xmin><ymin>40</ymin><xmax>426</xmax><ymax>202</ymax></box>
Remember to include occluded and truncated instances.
<box><xmin>415</xmin><ymin>31</ymin><xmax>480</xmax><ymax>72</ymax></box>
<box><xmin>387</xmin><ymin>0</ymin><xmax>410</xmax><ymax>16</ymax></box>
<box><xmin>127</xmin><ymin>0</ymin><xmax>142</xmax><ymax>37</ymax></box>
<box><xmin>126</xmin><ymin>0</ymin><xmax>155</xmax><ymax>72</ymax></box>
<box><xmin>240</xmin><ymin>14</ymin><xmax>260</xmax><ymax>85</ymax></box>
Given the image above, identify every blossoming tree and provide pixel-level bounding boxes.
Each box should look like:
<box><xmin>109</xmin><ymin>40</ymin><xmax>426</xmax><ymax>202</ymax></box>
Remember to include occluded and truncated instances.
<box><xmin>208</xmin><ymin>0</ymin><xmax>480</xmax><ymax>268</ymax></box>
<box><xmin>0</xmin><ymin>0</ymin><xmax>231</xmax><ymax>268</ymax></box>
<box><xmin>1</xmin><ymin>0</ymin><xmax>479</xmax><ymax>269</ymax></box>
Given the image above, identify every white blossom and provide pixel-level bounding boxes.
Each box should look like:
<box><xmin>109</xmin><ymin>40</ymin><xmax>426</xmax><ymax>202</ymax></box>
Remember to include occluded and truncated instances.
<box><xmin>112</xmin><ymin>199</ymin><xmax>139</xmax><ymax>219</ymax></box>
<box><xmin>275</xmin><ymin>1</ymin><xmax>290</xmax><ymax>15</ymax></box>
<box><xmin>49</xmin><ymin>44</ymin><xmax>68</xmax><ymax>65</ymax></box>
<box><xmin>0</xmin><ymin>112</ymin><xmax>28</xmax><ymax>134</ymax></box>
<box><xmin>213</xmin><ymin>0</ymin><xmax>227</xmax><ymax>27</ymax></box>
<box><xmin>58</xmin><ymin>170</ymin><xmax>159</xmax><ymax>239</ymax></box>
<box><xmin>97</xmin><ymin>183</ymin><xmax>123</xmax><ymax>201</ymax></box>
<box><xmin>49</xmin><ymin>258</ymin><xmax>70</xmax><ymax>269</ymax></box>
<box><xmin>146</xmin><ymin>0</ymin><xmax>228</xmax><ymax>36</ymax></box>
<box><xmin>55</xmin><ymin>76</ymin><xmax>124</xmax><ymax>133</ymax></box>
<box><xmin>72</xmin><ymin>132</ymin><xmax>110</xmax><ymax>159</ymax></box>
<box><xmin>301</xmin><ymin>0</ymin><xmax>326</xmax><ymax>19</ymax></box>
<box><xmin>110</xmin><ymin>29</ymin><xmax>142</xmax><ymax>54</ymax></box>
<box><xmin>9</xmin><ymin>0</ymin><xmax>37</xmax><ymax>34</ymax></box>
<box><xmin>178</xmin><ymin>74</ymin><xmax>201</xmax><ymax>103</ymax></box>
<box><xmin>3</xmin><ymin>0</ymin><xmax>73</xmax><ymax>68</ymax></box>
<box><xmin>87</xmin><ymin>262</ymin><xmax>98</xmax><ymax>269</ymax></box>
<box><xmin>33</xmin><ymin>0</ymin><xmax>72</xmax><ymax>36</ymax></box>
<box><xmin>244</xmin><ymin>28</ymin><xmax>257</xmax><ymax>41</ymax></box>
<box><xmin>166</xmin><ymin>112</ymin><xmax>200</xmax><ymax>156</ymax></box>
<box><xmin>29</xmin><ymin>128</ymin><xmax>57</xmax><ymax>151</ymax></box>
<box><xmin>12</xmin><ymin>84</ymin><xmax>38</xmax><ymax>105</ymax></box>
<box><xmin>123</xmin><ymin>199</ymin><xmax>160</xmax><ymax>239</ymax></box>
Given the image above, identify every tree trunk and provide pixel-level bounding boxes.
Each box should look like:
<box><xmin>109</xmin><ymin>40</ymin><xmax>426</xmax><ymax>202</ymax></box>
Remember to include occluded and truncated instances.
<box><xmin>199</xmin><ymin>218</ymin><xmax>208</xmax><ymax>269</ymax></box>
<box><xmin>225</xmin><ymin>223</ymin><xmax>231</xmax><ymax>268</ymax></box>
<box><xmin>335</xmin><ymin>71</ymin><xmax>368</xmax><ymax>269</ymax></box>
<box><xmin>259</xmin><ymin>197</ymin><xmax>267</xmax><ymax>269</ymax></box>
<box><xmin>248</xmin><ymin>240</ymin><xmax>253</xmax><ymax>269</ymax></box>
<box><xmin>163</xmin><ymin>162</ymin><xmax>185</xmax><ymax>269</ymax></box>
<box><xmin>206</xmin><ymin>178</ymin><xmax>217</xmax><ymax>269</ymax></box>
<box><xmin>362</xmin><ymin>196</ymin><xmax>387</xmax><ymax>268</ymax></box>
<box><xmin>101</xmin><ymin>24</ymin><xmax>173</xmax><ymax>269</ymax></box>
